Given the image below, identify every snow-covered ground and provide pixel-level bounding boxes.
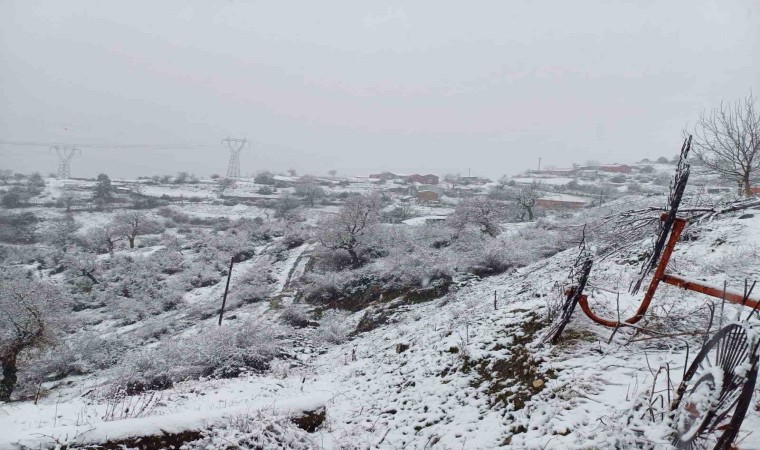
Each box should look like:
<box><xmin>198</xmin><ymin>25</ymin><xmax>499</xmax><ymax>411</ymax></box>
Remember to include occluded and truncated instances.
<box><xmin>3</xmin><ymin>170</ymin><xmax>760</xmax><ymax>449</ymax></box>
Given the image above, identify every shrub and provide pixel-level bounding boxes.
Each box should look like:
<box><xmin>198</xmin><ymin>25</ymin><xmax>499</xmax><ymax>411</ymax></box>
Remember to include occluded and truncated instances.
<box><xmin>182</xmin><ymin>416</ymin><xmax>316</xmax><ymax>450</ymax></box>
<box><xmin>280</xmin><ymin>306</ymin><xmax>313</xmax><ymax>328</ymax></box>
<box><xmin>113</xmin><ymin>321</ymin><xmax>276</xmax><ymax>388</ymax></box>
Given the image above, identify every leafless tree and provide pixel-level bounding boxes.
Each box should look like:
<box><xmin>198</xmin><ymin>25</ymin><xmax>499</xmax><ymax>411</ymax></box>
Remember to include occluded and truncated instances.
<box><xmin>690</xmin><ymin>92</ymin><xmax>760</xmax><ymax>196</ymax></box>
<box><xmin>443</xmin><ymin>173</ymin><xmax>459</xmax><ymax>190</ymax></box>
<box><xmin>317</xmin><ymin>193</ymin><xmax>380</xmax><ymax>267</ymax></box>
<box><xmin>510</xmin><ymin>183</ymin><xmax>541</xmax><ymax>221</ymax></box>
<box><xmin>295</xmin><ymin>176</ymin><xmax>324</xmax><ymax>207</ymax></box>
<box><xmin>57</xmin><ymin>191</ymin><xmax>79</xmax><ymax>212</ymax></box>
<box><xmin>447</xmin><ymin>196</ymin><xmax>505</xmax><ymax>237</ymax></box>
<box><xmin>328</xmin><ymin>169</ymin><xmax>338</xmax><ymax>178</ymax></box>
<box><xmin>112</xmin><ymin>211</ymin><xmax>161</xmax><ymax>249</ymax></box>
<box><xmin>216</xmin><ymin>178</ymin><xmax>237</xmax><ymax>195</ymax></box>
<box><xmin>0</xmin><ymin>272</ymin><xmax>66</xmax><ymax>401</ymax></box>
<box><xmin>44</xmin><ymin>214</ymin><xmax>80</xmax><ymax>251</ymax></box>
<box><xmin>0</xmin><ymin>169</ymin><xmax>12</xmax><ymax>185</ymax></box>
<box><xmin>84</xmin><ymin>224</ymin><xmax>124</xmax><ymax>255</ymax></box>
<box><xmin>274</xmin><ymin>193</ymin><xmax>300</xmax><ymax>219</ymax></box>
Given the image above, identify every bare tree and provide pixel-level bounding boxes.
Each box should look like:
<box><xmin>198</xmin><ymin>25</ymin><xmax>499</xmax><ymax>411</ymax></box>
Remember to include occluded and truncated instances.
<box><xmin>690</xmin><ymin>92</ymin><xmax>760</xmax><ymax>196</ymax></box>
<box><xmin>510</xmin><ymin>183</ymin><xmax>541</xmax><ymax>221</ymax></box>
<box><xmin>0</xmin><ymin>169</ymin><xmax>12</xmax><ymax>185</ymax></box>
<box><xmin>274</xmin><ymin>194</ymin><xmax>300</xmax><ymax>219</ymax></box>
<box><xmin>447</xmin><ymin>196</ymin><xmax>505</xmax><ymax>237</ymax></box>
<box><xmin>317</xmin><ymin>193</ymin><xmax>380</xmax><ymax>268</ymax></box>
<box><xmin>84</xmin><ymin>224</ymin><xmax>124</xmax><ymax>255</ymax></box>
<box><xmin>0</xmin><ymin>272</ymin><xmax>66</xmax><ymax>401</ymax></box>
<box><xmin>216</xmin><ymin>178</ymin><xmax>237</xmax><ymax>195</ymax></box>
<box><xmin>328</xmin><ymin>169</ymin><xmax>338</xmax><ymax>178</ymax></box>
<box><xmin>112</xmin><ymin>211</ymin><xmax>161</xmax><ymax>249</ymax></box>
<box><xmin>294</xmin><ymin>176</ymin><xmax>324</xmax><ymax>207</ymax></box>
<box><xmin>443</xmin><ymin>173</ymin><xmax>459</xmax><ymax>190</ymax></box>
<box><xmin>44</xmin><ymin>214</ymin><xmax>80</xmax><ymax>251</ymax></box>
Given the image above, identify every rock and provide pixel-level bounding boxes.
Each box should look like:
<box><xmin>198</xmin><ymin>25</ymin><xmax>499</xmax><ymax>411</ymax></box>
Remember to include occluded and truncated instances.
<box><xmin>291</xmin><ymin>406</ymin><xmax>326</xmax><ymax>433</ymax></box>
<box><xmin>354</xmin><ymin>308</ymin><xmax>391</xmax><ymax>334</ymax></box>
<box><xmin>396</xmin><ymin>343</ymin><xmax>410</xmax><ymax>353</ymax></box>
<box><xmin>738</xmin><ymin>213</ymin><xmax>754</xmax><ymax>220</ymax></box>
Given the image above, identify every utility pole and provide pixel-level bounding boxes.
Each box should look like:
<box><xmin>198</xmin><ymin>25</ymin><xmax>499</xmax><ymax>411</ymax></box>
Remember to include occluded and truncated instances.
<box><xmin>222</xmin><ymin>137</ymin><xmax>249</xmax><ymax>179</ymax></box>
<box><xmin>49</xmin><ymin>146</ymin><xmax>81</xmax><ymax>179</ymax></box>
<box><xmin>537</xmin><ymin>157</ymin><xmax>542</xmax><ymax>173</ymax></box>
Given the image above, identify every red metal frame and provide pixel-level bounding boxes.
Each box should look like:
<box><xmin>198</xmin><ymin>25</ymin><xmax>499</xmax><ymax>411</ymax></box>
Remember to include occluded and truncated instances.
<box><xmin>578</xmin><ymin>215</ymin><xmax>760</xmax><ymax>327</ymax></box>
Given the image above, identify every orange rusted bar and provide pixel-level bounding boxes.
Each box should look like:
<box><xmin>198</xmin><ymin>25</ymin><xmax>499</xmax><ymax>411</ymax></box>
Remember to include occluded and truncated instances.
<box><xmin>577</xmin><ymin>295</ymin><xmax>620</xmax><ymax>327</ymax></box>
<box><xmin>662</xmin><ymin>274</ymin><xmax>760</xmax><ymax>310</ymax></box>
<box><xmin>578</xmin><ymin>217</ymin><xmax>689</xmax><ymax>327</ymax></box>
<box><xmin>632</xmin><ymin>217</ymin><xmax>688</xmax><ymax>322</ymax></box>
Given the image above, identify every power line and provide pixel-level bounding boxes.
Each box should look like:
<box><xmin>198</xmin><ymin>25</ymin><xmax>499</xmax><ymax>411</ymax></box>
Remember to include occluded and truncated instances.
<box><xmin>0</xmin><ymin>140</ymin><xmax>220</xmax><ymax>150</ymax></box>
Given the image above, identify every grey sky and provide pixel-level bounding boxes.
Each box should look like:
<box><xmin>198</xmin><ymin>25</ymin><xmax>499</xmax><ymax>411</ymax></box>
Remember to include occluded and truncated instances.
<box><xmin>1</xmin><ymin>0</ymin><xmax>758</xmax><ymax>179</ymax></box>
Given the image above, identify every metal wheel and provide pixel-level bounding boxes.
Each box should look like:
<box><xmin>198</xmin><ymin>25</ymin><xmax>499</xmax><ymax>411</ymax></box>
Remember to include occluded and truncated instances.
<box><xmin>542</xmin><ymin>258</ymin><xmax>592</xmax><ymax>345</ymax></box>
<box><xmin>671</xmin><ymin>323</ymin><xmax>758</xmax><ymax>449</ymax></box>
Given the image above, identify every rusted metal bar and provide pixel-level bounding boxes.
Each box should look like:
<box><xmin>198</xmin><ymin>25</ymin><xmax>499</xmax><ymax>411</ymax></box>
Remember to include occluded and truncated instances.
<box><xmin>661</xmin><ymin>274</ymin><xmax>760</xmax><ymax>310</ymax></box>
<box><xmin>578</xmin><ymin>216</ymin><xmax>688</xmax><ymax>327</ymax></box>
<box><xmin>632</xmin><ymin>217</ymin><xmax>688</xmax><ymax>323</ymax></box>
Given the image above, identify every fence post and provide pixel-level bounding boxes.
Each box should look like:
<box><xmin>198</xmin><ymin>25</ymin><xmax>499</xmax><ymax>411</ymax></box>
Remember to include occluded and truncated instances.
<box><xmin>218</xmin><ymin>256</ymin><xmax>235</xmax><ymax>326</ymax></box>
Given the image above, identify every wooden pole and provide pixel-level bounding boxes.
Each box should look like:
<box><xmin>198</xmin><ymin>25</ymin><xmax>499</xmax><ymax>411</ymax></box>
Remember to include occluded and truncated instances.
<box><xmin>218</xmin><ymin>257</ymin><xmax>235</xmax><ymax>326</ymax></box>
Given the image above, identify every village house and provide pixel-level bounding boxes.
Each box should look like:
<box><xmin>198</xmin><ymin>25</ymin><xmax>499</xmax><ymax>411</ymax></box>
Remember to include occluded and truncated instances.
<box><xmin>415</xmin><ymin>185</ymin><xmax>444</xmax><ymax>203</ymax></box>
<box><xmin>407</xmin><ymin>174</ymin><xmax>440</xmax><ymax>185</ymax></box>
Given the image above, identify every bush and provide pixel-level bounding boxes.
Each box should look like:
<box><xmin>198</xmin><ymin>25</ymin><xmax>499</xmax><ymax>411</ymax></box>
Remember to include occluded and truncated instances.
<box><xmin>0</xmin><ymin>212</ymin><xmax>38</xmax><ymax>243</ymax></box>
<box><xmin>182</xmin><ymin>416</ymin><xmax>316</xmax><ymax>450</ymax></box>
<box><xmin>280</xmin><ymin>306</ymin><xmax>313</xmax><ymax>328</ymax></box>
<box><xmin>113</xmin><ymin>321</ymin><xmax>276</xmax><ymax>387</ymax></box>
<box><xmin>254</xmin><ymin>172</ymin><xmax>276</xmax><ymax>185</ymax></box>
<box><xmin>317</xmin><ymin>311</ymin><xmax>349</xmax><ymax>344</ymax></box>
<box><xmin>467</xmin><ymin>246</ymin><xmax>513</xmax><ymax>277</ymax></box>
<box><xmin>229</xmin><ymin>262</ymin><xmax>277</xmax><ymax>305</ymax></box>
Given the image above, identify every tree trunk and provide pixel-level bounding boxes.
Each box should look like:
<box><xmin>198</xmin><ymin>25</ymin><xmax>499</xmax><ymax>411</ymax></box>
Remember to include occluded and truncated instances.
<box><xmin>743</xmin><ymin>171</ymin><xmax>753</xmax><ymax>197</ymax></box>
<box><xmin>527</xmin><ymin>207</ymin><xmax>534</xmax><ymax>221</ymax></box>
<box><xmin>128</xmin><ymin>237</ymin><xmax>135</xmax><ymax>249</ymax></box>
<box><xmin>0</xmin><ymin>352</ymin><xmax>19</xmax><ymax>402</ymax></box>
<box><xmin>347</xmin><ymin>248</ymin><xmax>360</xmax><ymax>268</ymax></box>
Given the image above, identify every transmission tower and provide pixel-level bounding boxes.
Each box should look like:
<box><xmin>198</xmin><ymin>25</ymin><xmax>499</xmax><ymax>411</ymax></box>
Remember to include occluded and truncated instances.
<box><xmin>222</xmin><ymin>137</ymin><xmax>249</xmax><ymax>178</ymax></box>
<box><xmin>49</xmin><ymin>146</ymin><xmax>81</xmax><ymax>179</ymax></box>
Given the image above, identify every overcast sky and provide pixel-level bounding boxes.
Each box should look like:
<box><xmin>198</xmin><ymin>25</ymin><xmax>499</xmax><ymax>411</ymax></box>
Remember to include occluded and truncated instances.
<box><xmin>1</xmin><ymin>0</ymin><xmax>758</xmax><ymax>179</ymax></box>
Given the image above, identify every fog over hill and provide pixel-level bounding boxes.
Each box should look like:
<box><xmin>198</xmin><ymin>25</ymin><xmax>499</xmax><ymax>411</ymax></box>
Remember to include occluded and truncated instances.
<box><xmin>2</xmin><ymin>1</ymin><xmax>759</xmax><ymax>178</ymax></box>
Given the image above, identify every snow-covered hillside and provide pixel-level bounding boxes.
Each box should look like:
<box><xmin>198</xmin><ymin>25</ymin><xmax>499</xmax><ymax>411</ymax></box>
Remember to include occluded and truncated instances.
<box><xmin>1</xmin><ymin>173</ymin><xmax>759</xmax><ymax>449</ymax></box>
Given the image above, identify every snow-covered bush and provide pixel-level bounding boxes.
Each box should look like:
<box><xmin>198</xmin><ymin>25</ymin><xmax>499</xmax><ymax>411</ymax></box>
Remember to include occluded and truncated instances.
<box><xmin>229</xmin><ymin>261</ymin><xmax>277</xmax><ymax>305</ymax></box>
<box><xmin>182</xmin><ymin>415</ymin><xmax>316</xmax><ymax>450</ymax></box>
<box><xmin>465</xmin><ymin>242</ymin><xmax>513</xmax><ymax>277</ymax></box>
<box><xmin>112</xmin><ymin>321</ymin><xmax>276</xmax><ymax>390</ymax></box>
<box><xmin>95</xmin><ymin>255</ymin><xmax>186</xmax><ymax>322</ymax></box>
<box><xmin>317</xmin><ymin>310</ymin><xmax>349</xmax><ymax>344</ymax></box>
<box><xmin>280</xmin><ymin>306</ymin><xmax>313</xmax><ymax>328</ymax></box>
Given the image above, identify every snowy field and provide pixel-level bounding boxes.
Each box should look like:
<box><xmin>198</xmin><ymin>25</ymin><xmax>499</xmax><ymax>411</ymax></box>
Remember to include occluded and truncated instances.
<box><xmin>1</xmin><ymin>172</ymin><xmax>760</xmax><ymax>449</ymax></box>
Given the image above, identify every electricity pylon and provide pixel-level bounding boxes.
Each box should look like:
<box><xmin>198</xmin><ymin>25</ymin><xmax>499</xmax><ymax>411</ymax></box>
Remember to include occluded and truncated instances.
<box><xmin>222</xmin><ymin>137</ymin><xmax>250</xmax><ymax>179</ymax></box>
<box><xmin>50</xmin><ymin>146</ymin><xmax>81</xmax><ymax>179</ymax></box>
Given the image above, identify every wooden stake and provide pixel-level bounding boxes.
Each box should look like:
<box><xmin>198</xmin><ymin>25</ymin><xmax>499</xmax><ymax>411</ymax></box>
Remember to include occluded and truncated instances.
<box><xmin>218</xmin><ymin>256</ymin><xmax>235</xmax><ymax>326</ymax></box>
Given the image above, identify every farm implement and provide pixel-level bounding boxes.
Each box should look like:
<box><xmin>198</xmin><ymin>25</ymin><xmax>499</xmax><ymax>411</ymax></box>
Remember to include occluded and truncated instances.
<box><xmin>543</xmin><ymin>136</ymin><xmax>760</xmax><ymax>449</ymax></box>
